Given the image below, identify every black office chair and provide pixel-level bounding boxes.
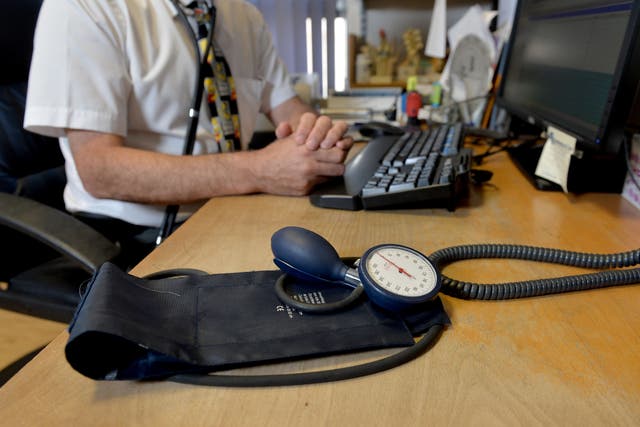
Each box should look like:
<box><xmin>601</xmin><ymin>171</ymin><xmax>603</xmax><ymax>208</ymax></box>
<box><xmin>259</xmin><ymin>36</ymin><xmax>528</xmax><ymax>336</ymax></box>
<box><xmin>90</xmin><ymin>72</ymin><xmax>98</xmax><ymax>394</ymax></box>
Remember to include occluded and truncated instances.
<box><xmin>0</xmin><ymin>1</ymin><xmax>123</xmax><ymax>386</ymax></box>
<box><xmin>0</xmin><ymin>83</ymin><xmax>121</xmax><ymax>322</ymax></box>
<box><xmin>0</xmin><ymin>192</ymin><xmax>120</xmax><ymax>385</ymax></box>
<box><xmin>0</xmin><ymin>0</ymin><xmax>121</xmax><ymax>326</ymax></box>
<box><xmin>0</xmin><ymin>193</ymin><xmax>121</xmax><ymax>321</ymax></box>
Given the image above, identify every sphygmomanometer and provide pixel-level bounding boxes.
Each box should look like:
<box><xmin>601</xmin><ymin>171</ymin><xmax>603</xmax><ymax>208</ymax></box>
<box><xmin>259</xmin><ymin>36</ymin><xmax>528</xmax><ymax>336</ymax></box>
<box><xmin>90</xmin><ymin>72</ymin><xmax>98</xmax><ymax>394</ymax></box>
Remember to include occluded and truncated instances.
<box><xmin>272</xmin><ymin>226</ymin><xmax>640</xmax><ymax>307</ymax></box>
<box><xmin>272</xmin><ymin>227</ymin><xmax>441</xmax><ymax>313</ymax></box>
<box><xmin>64</xmin><ymin>225</ymin><xmax>640</xmax><ymax>387</ymax></box>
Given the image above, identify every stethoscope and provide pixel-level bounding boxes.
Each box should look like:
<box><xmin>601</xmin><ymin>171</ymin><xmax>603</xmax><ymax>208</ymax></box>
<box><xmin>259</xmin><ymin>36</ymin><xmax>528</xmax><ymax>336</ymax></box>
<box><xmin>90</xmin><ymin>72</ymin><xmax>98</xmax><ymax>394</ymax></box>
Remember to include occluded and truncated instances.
<box><xmin>157</xmin><ymin>0</ymin><xmax>217</xmax><ymax>245</ymax></box>
<box><xmin>272</xmin><ymin>226</ymin><xmax>441</xmax><ymax>313</ymax></box>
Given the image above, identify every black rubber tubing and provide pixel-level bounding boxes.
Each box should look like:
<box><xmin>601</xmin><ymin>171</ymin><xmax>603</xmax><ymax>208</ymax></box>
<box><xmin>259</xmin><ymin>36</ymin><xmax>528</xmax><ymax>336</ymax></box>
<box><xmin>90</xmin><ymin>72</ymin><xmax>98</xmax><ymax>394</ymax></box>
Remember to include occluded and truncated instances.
<box><xmin>168</xmin><ymin>323</ymin><xmax>443</xmax><ymax>387</ymax></box>
<box><xmin>430</xmin><ymin>244</ymin><xmax>640</xmax><ymax>299</ymax></box>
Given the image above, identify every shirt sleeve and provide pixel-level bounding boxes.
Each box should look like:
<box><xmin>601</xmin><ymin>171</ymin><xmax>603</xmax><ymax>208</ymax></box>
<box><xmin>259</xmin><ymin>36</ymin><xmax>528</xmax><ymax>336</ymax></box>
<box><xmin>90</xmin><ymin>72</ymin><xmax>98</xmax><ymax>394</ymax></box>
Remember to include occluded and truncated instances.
<box><xmin>24</xmin><ymin>0</ymin><xmax>131</xmax><ymax>138</ymax></box>
<box><xmin>245</xmin><ymin>4</ymin><xmax>297</xmax><ymax>113</ymax></box>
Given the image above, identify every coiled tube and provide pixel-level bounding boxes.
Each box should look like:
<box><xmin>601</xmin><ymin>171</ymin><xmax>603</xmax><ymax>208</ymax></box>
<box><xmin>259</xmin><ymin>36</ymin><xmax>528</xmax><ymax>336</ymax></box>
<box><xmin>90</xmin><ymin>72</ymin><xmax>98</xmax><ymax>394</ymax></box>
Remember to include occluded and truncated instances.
<box><xmin>428</xmin><ymin>245</ymin><xmax>640</xmax><ymax>300</ymax></box>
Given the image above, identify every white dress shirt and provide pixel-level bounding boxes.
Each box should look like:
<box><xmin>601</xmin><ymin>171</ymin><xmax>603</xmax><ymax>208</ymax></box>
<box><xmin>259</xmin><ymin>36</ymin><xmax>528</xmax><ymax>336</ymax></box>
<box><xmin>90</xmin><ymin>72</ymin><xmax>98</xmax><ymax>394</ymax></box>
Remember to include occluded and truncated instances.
<box><xmin>25</xmin><ymin>0</ymin><xmax>296</xmax><ymax>226</ymax></box>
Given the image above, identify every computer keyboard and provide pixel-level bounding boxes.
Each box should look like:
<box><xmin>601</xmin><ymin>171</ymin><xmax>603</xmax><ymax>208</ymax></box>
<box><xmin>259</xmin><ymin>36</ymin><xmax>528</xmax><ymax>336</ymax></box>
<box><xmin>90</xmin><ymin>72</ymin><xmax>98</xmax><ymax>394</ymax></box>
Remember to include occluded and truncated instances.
<box><xmin>310</xmin><ymin>123</ymin><xmax>472</xmax><ymax>211</ymax></box>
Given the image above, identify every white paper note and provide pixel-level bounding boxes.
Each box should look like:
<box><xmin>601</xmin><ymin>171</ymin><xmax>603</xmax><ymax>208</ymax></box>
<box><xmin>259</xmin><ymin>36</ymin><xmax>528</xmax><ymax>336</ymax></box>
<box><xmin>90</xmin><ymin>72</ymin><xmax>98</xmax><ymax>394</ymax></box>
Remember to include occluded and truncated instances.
<box><xmin>425</xmin><ymin>0</ymin><xmax>447</xmax><ymax>58</ymax></box>
<box><xmin>534</xmin><ymin>126</ymin><xmax>577</xmax><ymax>193</ymax></box>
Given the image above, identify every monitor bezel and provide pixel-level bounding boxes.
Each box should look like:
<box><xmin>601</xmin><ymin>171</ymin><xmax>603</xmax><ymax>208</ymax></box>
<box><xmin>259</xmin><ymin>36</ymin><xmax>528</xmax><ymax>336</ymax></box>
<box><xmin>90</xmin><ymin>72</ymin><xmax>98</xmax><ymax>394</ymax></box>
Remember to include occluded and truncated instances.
<box><xmin>496</xmin><ymin>0</ymin><xmax>640</xmax><ymax>154</ymax></box>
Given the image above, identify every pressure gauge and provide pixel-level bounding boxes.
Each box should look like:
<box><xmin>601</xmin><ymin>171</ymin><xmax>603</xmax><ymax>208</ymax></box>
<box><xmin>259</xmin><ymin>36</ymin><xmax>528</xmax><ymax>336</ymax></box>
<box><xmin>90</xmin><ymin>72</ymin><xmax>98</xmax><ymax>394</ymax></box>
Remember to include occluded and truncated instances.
<box><xmin>358</xmin><ymin>244</ymin><xmax>440</xmax><ymax>312</ymax></box>
<box><xmin>271</xmin><ymin>227</ymin><xmax>441</xmax><ymax>313</ymax></box>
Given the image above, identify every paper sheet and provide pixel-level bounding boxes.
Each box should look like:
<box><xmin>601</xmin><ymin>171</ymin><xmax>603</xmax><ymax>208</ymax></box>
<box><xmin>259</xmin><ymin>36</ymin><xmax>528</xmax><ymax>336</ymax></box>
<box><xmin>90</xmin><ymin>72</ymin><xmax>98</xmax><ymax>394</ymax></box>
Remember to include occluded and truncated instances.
<box><xmin>497</xmin><ymin>0</ymin><xmax>517</xmax><ymax>34</ymax></box>
<box><xmin>425</xmin><ymin>0</ymin><xmax>447</xmax><ymax>58</ymax></box>
<box><xmin>534</xmin><ymin>126</ymin><xmax>577</xmax><ymax>193</ymax></box>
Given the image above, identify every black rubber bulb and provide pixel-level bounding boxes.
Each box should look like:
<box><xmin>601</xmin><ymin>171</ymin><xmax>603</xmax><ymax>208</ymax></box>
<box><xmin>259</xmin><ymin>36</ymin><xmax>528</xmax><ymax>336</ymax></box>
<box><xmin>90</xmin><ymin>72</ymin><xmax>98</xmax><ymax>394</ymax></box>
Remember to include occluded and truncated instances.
<box><xmin>271</xmin><ymin>226</ymin><xmax>348</xmax><ymax>283</ymax></box>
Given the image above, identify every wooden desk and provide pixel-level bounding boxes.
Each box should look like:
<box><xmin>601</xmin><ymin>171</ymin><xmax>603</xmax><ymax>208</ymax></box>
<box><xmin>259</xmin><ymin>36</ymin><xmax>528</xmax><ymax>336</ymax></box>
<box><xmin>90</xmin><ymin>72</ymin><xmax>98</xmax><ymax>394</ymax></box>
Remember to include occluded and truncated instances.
<box><xmin>1</xmin><ymin>151</ymin><xmax>639</xmax><ymax>426</ymax></box>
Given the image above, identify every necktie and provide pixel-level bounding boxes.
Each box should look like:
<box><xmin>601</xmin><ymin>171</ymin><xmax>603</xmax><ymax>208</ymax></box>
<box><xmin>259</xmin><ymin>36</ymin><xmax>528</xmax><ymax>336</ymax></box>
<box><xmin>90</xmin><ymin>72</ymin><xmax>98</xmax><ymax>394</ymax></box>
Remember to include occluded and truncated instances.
<box><xmin>186</xmin><ymin>1</ymin><xmax>241</xmax><ymax>152</ymax></box>
<box><xmin>157</xmin><ymin>1</ymin><xmax>242</xmax><ymax>245</ymax></box>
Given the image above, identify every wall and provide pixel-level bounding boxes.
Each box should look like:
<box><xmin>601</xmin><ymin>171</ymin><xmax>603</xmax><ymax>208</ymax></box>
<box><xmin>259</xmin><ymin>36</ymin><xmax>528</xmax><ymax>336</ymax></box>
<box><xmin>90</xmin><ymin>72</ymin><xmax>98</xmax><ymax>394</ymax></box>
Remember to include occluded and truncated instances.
<box><xmin>358</xmin><ymin>0</ymin><xmax>494</xmax><ymax>59</ymax></box>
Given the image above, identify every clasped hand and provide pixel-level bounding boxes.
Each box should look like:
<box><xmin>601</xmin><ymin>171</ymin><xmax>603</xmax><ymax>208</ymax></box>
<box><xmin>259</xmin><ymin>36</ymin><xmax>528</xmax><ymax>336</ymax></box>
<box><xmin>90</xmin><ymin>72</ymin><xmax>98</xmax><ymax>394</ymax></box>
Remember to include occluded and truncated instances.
<box><xmin>256</xmin><ymin>113</ymin><xmax>354</xmax><ymax>196</ymax></box>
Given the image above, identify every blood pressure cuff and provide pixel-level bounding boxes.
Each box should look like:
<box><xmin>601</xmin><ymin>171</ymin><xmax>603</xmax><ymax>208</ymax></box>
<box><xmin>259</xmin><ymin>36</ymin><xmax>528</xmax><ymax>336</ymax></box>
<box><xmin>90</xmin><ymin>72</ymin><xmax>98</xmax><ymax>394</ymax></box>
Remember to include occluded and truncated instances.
<box><xmin>65</xmin><ymin>262</ymin><xmax>450</xmax><ymax>381</ymax></box>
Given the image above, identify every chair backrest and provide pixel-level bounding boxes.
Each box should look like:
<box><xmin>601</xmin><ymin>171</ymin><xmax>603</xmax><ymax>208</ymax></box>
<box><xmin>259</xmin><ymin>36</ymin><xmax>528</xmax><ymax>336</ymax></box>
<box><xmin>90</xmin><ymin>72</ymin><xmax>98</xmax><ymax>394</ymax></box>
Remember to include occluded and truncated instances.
<box><xmin>0</xmin><ymin>0</ymin><xmax>44</xmax><ymax>85</ymax></box>
<box><xmin>0</xmin><ymin>0</ymin><xmax>66</xmax><ymax>210</ymax></box>
<box><xmin>0</xmin><ymin>1</ymin><xmax>79</xmax><ymax>367</ymax></box>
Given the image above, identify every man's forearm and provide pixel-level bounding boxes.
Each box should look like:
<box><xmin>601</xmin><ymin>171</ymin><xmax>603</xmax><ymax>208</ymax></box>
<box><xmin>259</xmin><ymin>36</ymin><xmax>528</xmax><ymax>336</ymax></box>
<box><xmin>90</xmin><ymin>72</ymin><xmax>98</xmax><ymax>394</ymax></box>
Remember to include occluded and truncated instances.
<box><xmin>74</xmin><ymin>144</ymin><xmax>260</xmax><ymax>204</ymax></box>
<box><xmin>67</xmin><ymin>128</ymin><xmax>350</xmax><ymax>204</ymax></box>
<box><xmin>68</xmin><ymin>130</ymin><xmax>260</xmax><ymax>204</ymax></box>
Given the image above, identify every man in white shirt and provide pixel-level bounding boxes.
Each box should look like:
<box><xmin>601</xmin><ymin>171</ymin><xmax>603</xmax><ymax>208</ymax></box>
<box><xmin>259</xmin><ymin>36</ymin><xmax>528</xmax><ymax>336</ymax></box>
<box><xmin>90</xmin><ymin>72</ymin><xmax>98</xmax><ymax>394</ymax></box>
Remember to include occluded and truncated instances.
<box><xmin>25</xmin><ymin>0</ymin><xmax>352</xmax><ymax>263</ymax></box>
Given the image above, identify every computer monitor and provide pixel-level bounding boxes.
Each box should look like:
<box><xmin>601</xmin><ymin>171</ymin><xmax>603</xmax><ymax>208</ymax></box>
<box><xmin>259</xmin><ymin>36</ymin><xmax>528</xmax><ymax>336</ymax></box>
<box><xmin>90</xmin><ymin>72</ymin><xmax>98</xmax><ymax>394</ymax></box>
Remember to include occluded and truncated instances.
<box><xmin>497</xmin><ymin>0</ymin><xmax>640</xmax><ymax>192</ymax></box>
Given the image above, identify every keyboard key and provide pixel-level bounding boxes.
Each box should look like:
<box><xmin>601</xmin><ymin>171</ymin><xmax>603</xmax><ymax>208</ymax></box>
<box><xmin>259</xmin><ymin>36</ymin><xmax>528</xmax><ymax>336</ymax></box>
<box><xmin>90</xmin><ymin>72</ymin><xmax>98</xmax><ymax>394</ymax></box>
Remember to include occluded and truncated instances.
<box><xmin>432</xmin><ymin>127</ymin><xmax>447</xmax><ymax>153</ymax></box>
<box><xmin>373</xmin><ymin>166</ymin><xmax>388</xmax><ymax>178</ymax></box>
<box><xmin>418</xmin><ymin>131</ymin><xmax>438</xmax><ymax>157</ymax></box>
<box><xmin>362</xmin><ymin>186</ymin><xmax>387</xmax><ymax>197</ymax></box>
<box><xmin>438</xmin><ymin>158</ymin><xmax>454</xmax><ymax>184</ymax></box>
<box><xmin>382</xmin><ymin>134</ymin><xmax>410</xmax><ymax>166</ymax></box>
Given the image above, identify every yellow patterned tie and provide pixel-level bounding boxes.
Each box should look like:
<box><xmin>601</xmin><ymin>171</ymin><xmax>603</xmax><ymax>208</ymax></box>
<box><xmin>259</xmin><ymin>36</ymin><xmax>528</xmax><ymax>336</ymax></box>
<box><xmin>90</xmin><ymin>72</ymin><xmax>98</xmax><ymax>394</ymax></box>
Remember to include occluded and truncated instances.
<box><xmin>188</xmin><ymin>1</ymin><xmax>241</xmax><ymax>152</ymax></box>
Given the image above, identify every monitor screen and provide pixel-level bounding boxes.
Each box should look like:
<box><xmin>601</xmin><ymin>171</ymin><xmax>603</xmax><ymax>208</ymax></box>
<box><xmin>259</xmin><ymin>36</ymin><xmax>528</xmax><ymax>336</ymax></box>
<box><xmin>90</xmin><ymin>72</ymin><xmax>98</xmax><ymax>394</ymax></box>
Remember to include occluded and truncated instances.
<box><xmin>497</xmin><ymin>0</ymin><xmax>640</xmax><ymax>153</ymax></box>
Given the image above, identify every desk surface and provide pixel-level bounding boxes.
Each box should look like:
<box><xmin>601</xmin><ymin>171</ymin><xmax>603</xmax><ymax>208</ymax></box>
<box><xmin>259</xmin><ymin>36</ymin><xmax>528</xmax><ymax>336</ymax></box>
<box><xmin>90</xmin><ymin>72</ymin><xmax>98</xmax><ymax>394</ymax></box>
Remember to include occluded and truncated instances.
<box><xmin>1</xmin><ymin>151</ymin><xmax>639</xmax><ymax>426</ymax></box>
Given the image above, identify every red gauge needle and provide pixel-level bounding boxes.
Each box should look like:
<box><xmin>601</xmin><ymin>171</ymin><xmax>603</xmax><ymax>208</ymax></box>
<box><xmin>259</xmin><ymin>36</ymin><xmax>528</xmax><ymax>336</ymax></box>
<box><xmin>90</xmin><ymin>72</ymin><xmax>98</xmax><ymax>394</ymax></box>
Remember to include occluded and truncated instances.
<box><xmin>377</xmin><ymin>253</ymin><xmax>415</xmax><ymax>279</ymax></box>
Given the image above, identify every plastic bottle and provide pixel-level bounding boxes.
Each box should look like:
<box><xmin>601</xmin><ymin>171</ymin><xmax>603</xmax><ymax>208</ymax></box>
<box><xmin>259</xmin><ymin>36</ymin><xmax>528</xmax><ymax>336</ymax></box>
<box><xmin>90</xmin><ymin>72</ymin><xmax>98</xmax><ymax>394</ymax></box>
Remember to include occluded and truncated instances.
<box><xmin>405</xmin><ymin>76</ymin><xmax>422</xmax><ymax>126</ymax></box>
<box><xmin>431</xmin><ymin>81</ymin><xmax>442</xmax><ymax>107</ymax></box>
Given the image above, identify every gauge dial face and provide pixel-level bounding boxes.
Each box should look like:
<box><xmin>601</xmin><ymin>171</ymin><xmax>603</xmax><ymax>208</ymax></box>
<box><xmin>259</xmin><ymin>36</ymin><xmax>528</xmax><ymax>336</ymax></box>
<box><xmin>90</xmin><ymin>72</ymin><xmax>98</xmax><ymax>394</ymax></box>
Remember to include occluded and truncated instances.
<box><xmin>363</xmin><ymin>245</ymin><xmax>438</xmax><ymax>298</ymax></box>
